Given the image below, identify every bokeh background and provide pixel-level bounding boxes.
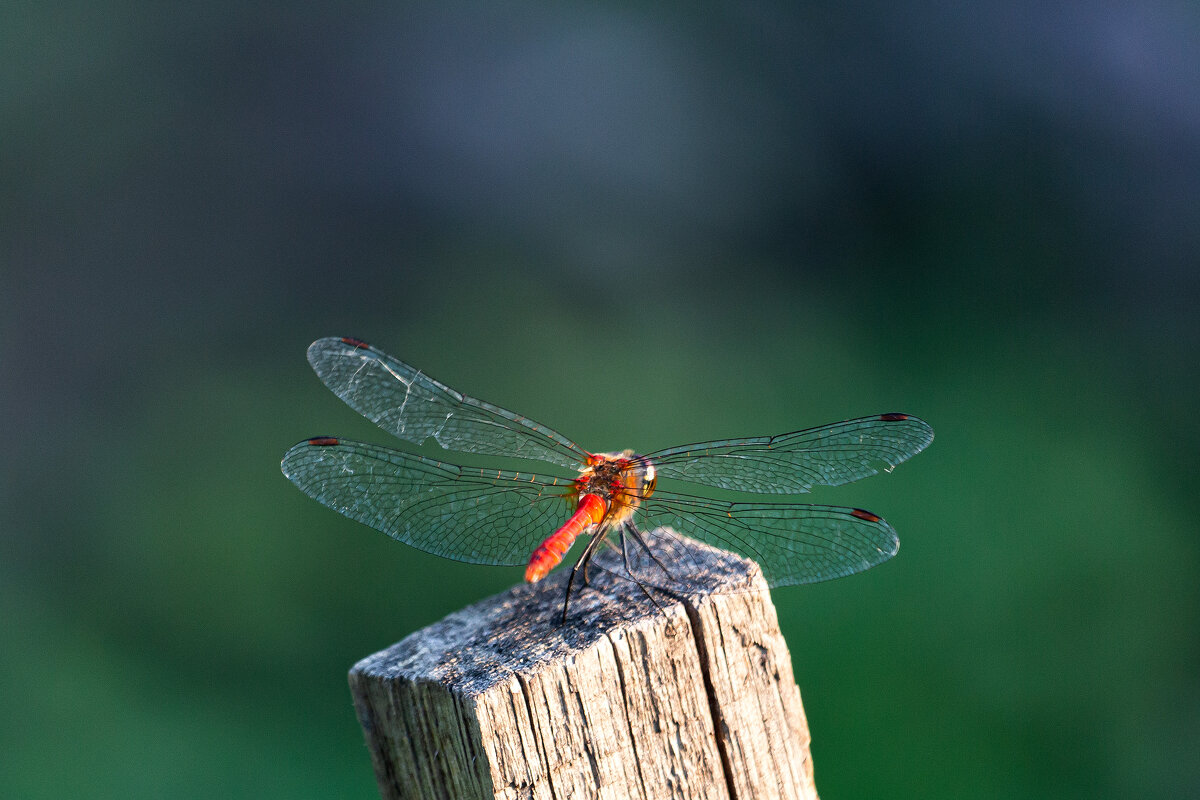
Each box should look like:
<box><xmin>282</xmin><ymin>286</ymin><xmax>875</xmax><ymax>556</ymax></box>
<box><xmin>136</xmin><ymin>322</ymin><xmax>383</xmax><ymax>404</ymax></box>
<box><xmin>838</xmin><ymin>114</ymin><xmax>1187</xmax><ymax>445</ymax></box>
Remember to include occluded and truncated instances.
<box><xmin>4</xmin><ymin>3</ymin><xmax>1198</xmax><ymax>798</ymax></box>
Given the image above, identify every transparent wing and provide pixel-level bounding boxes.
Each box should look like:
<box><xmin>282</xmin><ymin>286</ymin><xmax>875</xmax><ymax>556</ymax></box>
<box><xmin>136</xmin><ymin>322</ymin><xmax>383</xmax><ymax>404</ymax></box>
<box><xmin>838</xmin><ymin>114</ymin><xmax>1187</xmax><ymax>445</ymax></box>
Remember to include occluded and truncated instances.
<box><xmin>644</xmin><ymin>414</ymin><xmax>933</xmax><ymax>494</ymax></box>
<box><xmin>634</xmin><ymin>490</ymin><xmax>899</xmax><ymax>587</ymax></box>
<box><xmin>306</xmin><ymin>337</ymin><xmax>589</xmax><ymax>470</ymax></box>
<box><xmin>281</xmin><ymin>437</ymin><xmax>575</xmax><ymax>565</ymax></box>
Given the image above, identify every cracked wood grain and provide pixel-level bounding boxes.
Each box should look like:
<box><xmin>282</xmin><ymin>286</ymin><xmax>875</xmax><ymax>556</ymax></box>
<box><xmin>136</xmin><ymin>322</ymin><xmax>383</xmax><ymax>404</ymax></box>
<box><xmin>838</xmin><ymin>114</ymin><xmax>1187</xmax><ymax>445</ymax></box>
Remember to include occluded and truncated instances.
<box><xmin>348</xmin><ymin>533</ymin><xmax>819</xmax><ymax>800</ymax></box>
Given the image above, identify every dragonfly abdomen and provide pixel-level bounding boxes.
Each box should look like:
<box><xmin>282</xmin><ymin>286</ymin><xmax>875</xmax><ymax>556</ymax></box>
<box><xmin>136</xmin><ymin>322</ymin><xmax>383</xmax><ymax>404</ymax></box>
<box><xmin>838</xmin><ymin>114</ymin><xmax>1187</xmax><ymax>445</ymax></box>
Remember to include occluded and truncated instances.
<box><xmin>525</xmin><ymin>493</ymin><xmax>608</xmax><ymax>583</ymax></box>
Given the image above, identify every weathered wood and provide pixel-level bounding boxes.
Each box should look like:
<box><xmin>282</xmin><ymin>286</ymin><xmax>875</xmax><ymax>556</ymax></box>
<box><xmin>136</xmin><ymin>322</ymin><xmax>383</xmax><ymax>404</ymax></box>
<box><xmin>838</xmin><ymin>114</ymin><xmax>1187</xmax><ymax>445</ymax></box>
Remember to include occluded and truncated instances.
<box><xmin>348</xmin><ymin>533</ymin><xmax>819</xmax><ymax>800</ymax></box>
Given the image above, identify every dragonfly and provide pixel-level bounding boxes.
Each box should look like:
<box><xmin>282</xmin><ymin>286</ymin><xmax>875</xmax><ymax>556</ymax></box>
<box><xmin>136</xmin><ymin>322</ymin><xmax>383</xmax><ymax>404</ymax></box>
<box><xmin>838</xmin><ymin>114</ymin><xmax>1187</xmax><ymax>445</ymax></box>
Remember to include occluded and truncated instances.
<box><xmin>281</xmin><ymin>337</ymin><xmax>933</xmax><ymax>621</ymax></box>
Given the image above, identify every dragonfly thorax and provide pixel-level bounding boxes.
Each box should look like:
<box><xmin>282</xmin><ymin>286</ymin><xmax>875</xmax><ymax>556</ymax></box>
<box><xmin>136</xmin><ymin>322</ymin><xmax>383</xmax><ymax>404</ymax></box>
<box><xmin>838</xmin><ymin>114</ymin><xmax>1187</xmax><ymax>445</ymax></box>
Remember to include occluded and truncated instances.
<box><xmin>577</xmin><ymin>450</ymin><xmax>656</xmax><ymax>524</ymax></box>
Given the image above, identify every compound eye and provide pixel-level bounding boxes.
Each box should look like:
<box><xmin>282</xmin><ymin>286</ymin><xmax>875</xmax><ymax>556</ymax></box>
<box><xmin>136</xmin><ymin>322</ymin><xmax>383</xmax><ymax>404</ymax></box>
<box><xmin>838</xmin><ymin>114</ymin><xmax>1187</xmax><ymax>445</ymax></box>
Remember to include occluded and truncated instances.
<box><xmin>641</xmin><ymin>475</ymin><xmax>657</xmax><ymax>499</ymax></box>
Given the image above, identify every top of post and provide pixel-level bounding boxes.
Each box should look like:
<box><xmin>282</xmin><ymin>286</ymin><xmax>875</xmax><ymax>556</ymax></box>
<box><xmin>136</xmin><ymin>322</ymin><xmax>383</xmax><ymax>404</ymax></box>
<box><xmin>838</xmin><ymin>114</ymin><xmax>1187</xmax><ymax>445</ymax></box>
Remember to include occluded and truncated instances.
<box><xmin>350</xmin><ymin>532</ymin><xmax>763</xmax><ymax>694</ymax></box>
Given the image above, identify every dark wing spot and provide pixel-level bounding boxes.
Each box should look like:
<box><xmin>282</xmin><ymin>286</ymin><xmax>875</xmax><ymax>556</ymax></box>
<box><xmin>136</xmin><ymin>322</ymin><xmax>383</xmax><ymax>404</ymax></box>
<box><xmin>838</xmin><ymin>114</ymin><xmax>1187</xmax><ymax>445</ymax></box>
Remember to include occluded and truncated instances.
<box><xmin>850</xmin><ymin>508</ymin><xmax>882</xmax><ymax>522</ymax></box>
<box><xmin>340</xmin><ymin>337</ymin><xmax>370</xmax><ymax>349</ymax></box>
<box><xmin>307</xmin><ymin>437</ymin><xmax>340</xmax><ymax>446</ymax></box>
<box><xmin>879</xmin><ymin>413</ymin><xmax>909</xmax><ymax>422</ymax></box>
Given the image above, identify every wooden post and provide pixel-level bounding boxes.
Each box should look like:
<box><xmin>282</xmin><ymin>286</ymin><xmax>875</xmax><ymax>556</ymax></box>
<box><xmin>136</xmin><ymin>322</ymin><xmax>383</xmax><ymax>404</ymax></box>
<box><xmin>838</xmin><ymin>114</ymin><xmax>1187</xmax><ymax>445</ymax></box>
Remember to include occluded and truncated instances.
<box><xmin>348</xmin><ymin>534</ymin><xmax>819</xmax><ymax>800</ymax></box>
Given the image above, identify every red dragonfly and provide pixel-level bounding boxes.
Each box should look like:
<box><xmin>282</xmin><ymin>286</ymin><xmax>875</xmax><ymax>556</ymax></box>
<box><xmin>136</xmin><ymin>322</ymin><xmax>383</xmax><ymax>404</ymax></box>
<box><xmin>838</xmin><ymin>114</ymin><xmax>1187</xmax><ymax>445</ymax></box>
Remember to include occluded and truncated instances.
<box><xmin>282</xmin><ymin>337</ymin><xmax>933</xmax><ymax>620</ymax></box>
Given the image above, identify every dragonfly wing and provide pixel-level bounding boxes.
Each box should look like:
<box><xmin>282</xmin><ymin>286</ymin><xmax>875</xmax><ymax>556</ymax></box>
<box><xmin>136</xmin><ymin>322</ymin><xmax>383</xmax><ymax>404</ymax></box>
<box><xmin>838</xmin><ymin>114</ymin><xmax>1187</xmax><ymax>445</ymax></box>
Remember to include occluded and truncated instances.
<box><xmin>634</xmin><ymin>490</ymin><xmax>899</xmax><ymax>587</ymax></box>
<box><xmin>306</xmin><ymin>337</ymin><xmax>588</xmax><ymax>470</ymax></box>
<box><xmin>281</xmin><ymin>438</ymin><xmax>575</xmax><ymax>566</ymax></box>
<box><xmin>644</xmin><ymin>414</ymin><xmax>933</xmax><ymax>494</ymax></box>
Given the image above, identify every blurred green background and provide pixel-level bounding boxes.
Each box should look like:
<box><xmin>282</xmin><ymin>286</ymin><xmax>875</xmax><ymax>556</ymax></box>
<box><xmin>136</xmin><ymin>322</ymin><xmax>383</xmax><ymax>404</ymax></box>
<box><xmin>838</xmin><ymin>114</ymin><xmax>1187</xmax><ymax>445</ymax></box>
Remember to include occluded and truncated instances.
<box><xmin>4</xmin><ymin>3</ymin><xmax>1198</xmax><ymax>798</ymax></box>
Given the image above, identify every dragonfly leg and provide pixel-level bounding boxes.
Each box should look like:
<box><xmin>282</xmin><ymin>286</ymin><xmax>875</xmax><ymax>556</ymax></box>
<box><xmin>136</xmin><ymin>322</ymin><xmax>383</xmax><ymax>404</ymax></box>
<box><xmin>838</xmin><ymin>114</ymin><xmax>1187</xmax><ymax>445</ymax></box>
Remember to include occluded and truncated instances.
<box><xmin>562</xmin><ymin>528</ymin><xmax>608</xmax><ymax>624</ymax></box>
<box><xmin>617</xmin><ymin>525</ymin><xmax>639</xmax><ymax>581</ymax></box>
<box><xmin>625</xmin><ymin>523</ymin><xmax>679</xmax><ymax>583</ymax></box>
<box><xmin>582</xmin><ymin>527</ymin><xmax>615</xmax><ymax>588</ymax></box>
<box><xmin>587</xmin><ymin>559</ymin><xmax>673</xmax><ymax>620</ymax></box>
<box><xmin>581</xmin><ymin>536</ymin><xmax>596</xmax><ymax>588</ymax></box>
